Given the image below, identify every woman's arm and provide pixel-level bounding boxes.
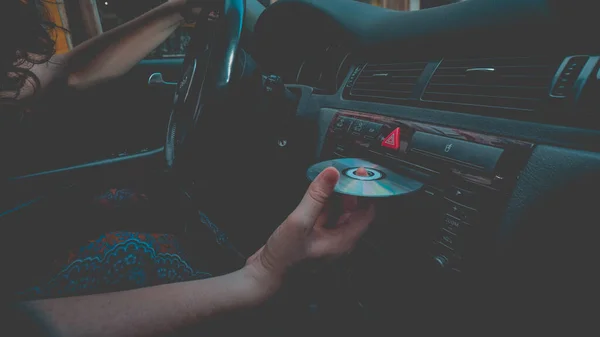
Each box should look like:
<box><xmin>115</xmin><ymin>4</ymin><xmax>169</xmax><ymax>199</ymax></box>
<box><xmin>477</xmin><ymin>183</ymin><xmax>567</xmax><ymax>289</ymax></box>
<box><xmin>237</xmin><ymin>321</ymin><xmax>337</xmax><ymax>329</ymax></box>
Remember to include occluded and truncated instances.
<box><xmin>17</xmin><ymin>265</ymin><xmax>280</xmax><ymax>337</ymax></box>
<box><xmin>27</xmin><ymin>0</ymin><xmax>188</xmax><ymax>95</ymax></box>
<box><xmin>63</xmin><ymin>0</ymin><xmax>186</xmax><ymax>89</ymax></box>
<box><xmin>13</xmin><ymin>167</ymin><xmax>374</xmax><ymax>337</ymax></box>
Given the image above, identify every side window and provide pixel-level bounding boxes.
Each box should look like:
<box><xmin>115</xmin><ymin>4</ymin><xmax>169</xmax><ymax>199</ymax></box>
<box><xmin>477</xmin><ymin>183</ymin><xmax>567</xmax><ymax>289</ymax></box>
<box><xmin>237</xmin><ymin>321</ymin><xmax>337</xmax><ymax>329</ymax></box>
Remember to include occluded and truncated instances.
<box><xmin>95</xmin><ymin>0</ymin><xmax>192</xmax><ymax>59</ymax></box>
<box><xmin>43</xmin><ymin>1</ymin><xmax>72</xmax><ymax>54</ymax></box>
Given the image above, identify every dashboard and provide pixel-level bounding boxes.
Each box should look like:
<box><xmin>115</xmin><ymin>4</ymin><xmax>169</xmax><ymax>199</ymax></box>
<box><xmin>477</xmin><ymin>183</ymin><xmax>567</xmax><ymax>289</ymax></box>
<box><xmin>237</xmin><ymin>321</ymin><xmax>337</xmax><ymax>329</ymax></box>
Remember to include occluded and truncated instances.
<box><xmin>251</xmin><ymin>0</ymin><xmax>600</xmax><ymax>321</ymax></box>
<box><xmin>257</xmin><ymin>0</ymin><xmax>600</xmax><ymax>132</ymax></box>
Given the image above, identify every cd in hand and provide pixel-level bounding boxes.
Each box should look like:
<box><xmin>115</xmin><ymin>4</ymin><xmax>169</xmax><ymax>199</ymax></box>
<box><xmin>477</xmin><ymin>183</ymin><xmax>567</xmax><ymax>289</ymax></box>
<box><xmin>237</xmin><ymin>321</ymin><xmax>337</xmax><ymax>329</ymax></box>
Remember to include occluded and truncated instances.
<box><xmin>307</xmin><ymin>158</ymin><xmax>423</xmax><ymax>198</ymax></box>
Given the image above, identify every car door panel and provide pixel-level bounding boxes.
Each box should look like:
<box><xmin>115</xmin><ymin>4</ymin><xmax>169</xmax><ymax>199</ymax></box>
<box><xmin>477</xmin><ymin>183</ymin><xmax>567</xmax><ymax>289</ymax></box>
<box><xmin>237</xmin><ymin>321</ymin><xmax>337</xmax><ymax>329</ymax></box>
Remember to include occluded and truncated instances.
<box><xmin>17</xmin><ymin>58</ymin><xmax>182</xmax><ymax>174</ymax></box>
<box><xmin>0</xmin><ymin>59</ymin><xmax>182</xmax><ymax>217</ymax></box>
<box><xmin>74</xmin><ymin>58</ymin><xmax>183</xmax><ymax>159</ymax></box>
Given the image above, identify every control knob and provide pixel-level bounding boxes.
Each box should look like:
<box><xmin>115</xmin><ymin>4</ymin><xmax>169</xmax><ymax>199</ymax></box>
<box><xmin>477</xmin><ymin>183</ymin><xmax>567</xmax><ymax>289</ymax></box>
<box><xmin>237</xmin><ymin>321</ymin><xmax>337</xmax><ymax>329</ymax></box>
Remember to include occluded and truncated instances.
<box><xmin>433</xmin><ymin>255</ymin><xmax>449</xmax><ymax>269</ymax></box>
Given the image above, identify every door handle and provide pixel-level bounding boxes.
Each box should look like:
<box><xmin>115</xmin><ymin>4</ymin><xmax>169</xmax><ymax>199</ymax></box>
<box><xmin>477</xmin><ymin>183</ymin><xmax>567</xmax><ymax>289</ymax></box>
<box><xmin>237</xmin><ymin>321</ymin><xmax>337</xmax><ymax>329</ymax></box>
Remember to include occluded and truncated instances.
<box><xmin>148</xmin><ymin>73</ymin><xmax>177</xmax><ymax>87</ymax></box>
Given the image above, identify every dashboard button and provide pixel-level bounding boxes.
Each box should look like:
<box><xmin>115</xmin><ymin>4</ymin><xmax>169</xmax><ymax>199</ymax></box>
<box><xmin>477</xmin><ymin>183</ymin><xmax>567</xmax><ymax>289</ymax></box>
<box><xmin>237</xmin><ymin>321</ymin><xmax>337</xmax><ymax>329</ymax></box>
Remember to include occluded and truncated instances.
<box><xmin>350</xmin><ymin>119</ymin><xmax>368</xmax><ymax>135</ymax></box>
<box><xmin>333</xmin><ymin>116</ymin><xmax>353</xmax><ymax>132</ymax></box>
<box><xmin>381</xmin><ymin>127</ymin><xmax>401</xmax><ymax>150</ymax></box>
<box><xmin>443</xmin><ymin>214</ymin><xmax>468</xmax><ymax>234</ymax></box>
<box><xmin>446</xmin><ymin>186</ymin><xmax>477</xmax><ymax>208</ymax></box>
<box><xmin>446</xmin><ymin>199</ymin><xmax>477</xmax><ymax>224</ymax></box>
<box><xmin>364</xmin><ymin>122</ymin><xmax>383</xmax><ymax>139</ymax></box>
<box><xmin>435</xmin><ymin>230</ymin><xmax>463</xmax><ymax>252</ymax></box>
<box><xmin>440</xmin><ymin>233</ymin><xmax>456</xmax><ymax>247</ymax></box>
<box><xmin>409</xmin><ymin>132</ymin><xmax>504</xmax><ymax>174</ymax></box>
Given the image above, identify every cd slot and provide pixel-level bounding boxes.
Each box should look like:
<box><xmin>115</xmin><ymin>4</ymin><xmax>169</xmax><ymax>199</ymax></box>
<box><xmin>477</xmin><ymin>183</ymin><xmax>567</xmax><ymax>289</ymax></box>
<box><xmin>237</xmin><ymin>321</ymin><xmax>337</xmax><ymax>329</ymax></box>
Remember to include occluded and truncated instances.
<box><xmin>410</xmin><ymin>148</ymin><xmax>485</xmax><ymax>172</ymax></box>
<box><xmin>366</xmin><ymin>150</ymin><xmax>440</xmax><ymax>186</ymax></box>
<box><xmin>365</xmin><ymin>149</ymin><xmax>439</xmax><ymax>175</ymax></box>
<box><xmin>383</xmin><ymin>154</ymin><xmax>440</xmax><ymax>176</ymax></box>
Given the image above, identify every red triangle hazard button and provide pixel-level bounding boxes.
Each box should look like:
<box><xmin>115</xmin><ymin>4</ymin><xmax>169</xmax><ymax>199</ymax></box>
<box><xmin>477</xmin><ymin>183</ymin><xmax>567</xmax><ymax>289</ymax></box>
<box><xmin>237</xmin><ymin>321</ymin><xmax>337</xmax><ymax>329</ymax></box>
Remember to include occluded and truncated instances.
<box><xmin>381</xmin><ymin>127</ymin><xmax>400</xmax><ymax>150</ymax></box>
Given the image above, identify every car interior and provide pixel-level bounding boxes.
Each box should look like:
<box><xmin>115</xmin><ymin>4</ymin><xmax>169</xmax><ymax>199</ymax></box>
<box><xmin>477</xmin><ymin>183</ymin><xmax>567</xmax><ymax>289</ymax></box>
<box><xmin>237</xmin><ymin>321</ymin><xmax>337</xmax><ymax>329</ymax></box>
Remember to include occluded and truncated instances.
<box><xmin>2</xmin><ymin>0</ymin><xmax>600</xmax><ymax>333</ymax></box>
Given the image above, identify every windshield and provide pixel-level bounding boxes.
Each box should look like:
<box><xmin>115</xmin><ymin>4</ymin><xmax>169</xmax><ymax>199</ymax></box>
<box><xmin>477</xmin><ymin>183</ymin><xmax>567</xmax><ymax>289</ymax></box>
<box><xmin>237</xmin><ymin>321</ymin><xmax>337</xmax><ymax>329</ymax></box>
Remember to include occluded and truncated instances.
<box><xmin>260</xmin><ymin>0</ymin><xmax>462</xmax><ymax>10</ymax></box>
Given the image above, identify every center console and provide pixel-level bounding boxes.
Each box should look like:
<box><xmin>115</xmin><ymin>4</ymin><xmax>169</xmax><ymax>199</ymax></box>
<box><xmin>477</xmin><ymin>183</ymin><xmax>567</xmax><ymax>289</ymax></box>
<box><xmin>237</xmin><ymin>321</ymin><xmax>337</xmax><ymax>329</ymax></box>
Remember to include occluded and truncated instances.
<box><xmin>320</xmin><ymin>109</ymin><xmax>535</xmax><ymax>275</ymax></box>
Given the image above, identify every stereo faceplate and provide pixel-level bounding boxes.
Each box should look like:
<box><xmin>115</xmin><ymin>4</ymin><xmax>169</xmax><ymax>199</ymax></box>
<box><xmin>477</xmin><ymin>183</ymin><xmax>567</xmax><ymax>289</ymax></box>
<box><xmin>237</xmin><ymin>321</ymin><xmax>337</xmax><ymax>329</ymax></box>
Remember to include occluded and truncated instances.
<box><xmin>321</xmin><ymin>110</ymin><xmax>535</xmax><ymax>272</ymax></box>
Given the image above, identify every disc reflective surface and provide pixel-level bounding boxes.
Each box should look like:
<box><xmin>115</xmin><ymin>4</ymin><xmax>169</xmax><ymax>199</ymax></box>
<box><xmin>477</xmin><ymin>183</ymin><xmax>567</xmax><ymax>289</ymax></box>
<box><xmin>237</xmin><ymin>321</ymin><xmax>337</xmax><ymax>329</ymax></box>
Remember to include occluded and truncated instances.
<box><xmin>306</xmin><ymin>158</ymin><xmax>423</xmax><ymax>197</ymax></box>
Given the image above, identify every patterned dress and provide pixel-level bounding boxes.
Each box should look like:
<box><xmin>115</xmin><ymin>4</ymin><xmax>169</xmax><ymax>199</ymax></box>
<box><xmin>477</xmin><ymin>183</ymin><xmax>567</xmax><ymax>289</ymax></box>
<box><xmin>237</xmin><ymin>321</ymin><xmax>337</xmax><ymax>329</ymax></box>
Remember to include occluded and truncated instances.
<box><xmin>15</xmin><ymin>188</ymin><xmax>244</xmax><ymax>300</ymax></box>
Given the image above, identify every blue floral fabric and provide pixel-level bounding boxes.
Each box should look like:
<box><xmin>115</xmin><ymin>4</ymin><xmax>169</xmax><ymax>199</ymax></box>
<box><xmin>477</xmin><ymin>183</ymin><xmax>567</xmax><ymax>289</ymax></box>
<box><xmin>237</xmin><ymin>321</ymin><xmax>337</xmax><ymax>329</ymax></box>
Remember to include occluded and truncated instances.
<box><xmin>17</xmin><ymin>232</ymin><xmax>213</xmax><ymax>299</ymax></box>
<box><xmin>15</xmin><ymin>189</ymin><xmax>223</xmax><ymax>300</ymax></box>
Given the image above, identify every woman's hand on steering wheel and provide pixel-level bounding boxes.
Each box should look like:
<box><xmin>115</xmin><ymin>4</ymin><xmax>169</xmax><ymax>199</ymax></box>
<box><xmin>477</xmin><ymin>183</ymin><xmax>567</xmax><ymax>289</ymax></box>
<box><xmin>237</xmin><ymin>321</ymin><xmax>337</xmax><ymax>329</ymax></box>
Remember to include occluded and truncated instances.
<box><xmin>246</xmin><ymin>167</ymin><xmax>376</xmax><ymax>285</ymax></box>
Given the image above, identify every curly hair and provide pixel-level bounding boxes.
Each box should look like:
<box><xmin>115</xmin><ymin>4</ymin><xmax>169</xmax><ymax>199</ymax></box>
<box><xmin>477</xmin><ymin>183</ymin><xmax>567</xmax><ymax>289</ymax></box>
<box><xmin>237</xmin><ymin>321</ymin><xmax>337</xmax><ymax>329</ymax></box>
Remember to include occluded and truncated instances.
<box><xmin>0</xmin><ymin>0</ymin><xmax>61</xmax><ymax>116</ymax></box>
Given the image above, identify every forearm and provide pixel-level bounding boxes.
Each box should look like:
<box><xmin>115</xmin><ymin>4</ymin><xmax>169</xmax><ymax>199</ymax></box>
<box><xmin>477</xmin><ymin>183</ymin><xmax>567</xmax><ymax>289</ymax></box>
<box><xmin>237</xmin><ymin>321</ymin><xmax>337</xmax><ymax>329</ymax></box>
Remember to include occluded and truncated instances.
<box><xmin>65</xmin><ymin>1</ymin><xmax>185</xmax><ymax>89</ymax></box>
<box><xmin>19</xmin><ymin>266</ymin><xmax>280</xmax><ymax>337</ymax></box>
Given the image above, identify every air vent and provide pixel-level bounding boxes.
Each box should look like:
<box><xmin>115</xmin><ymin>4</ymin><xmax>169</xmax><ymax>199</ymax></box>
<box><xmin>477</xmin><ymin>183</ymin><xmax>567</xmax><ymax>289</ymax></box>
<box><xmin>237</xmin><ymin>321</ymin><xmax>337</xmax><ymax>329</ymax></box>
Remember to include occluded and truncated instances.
<box><xmin>347</xmin><ymin>61</ymin><xmax>428</xmax><ymax>101</ymax></box>
<box><xmin>423</xmin><ymin>56</ymin><xmax>561</xmax><ymax>111</ymax></box>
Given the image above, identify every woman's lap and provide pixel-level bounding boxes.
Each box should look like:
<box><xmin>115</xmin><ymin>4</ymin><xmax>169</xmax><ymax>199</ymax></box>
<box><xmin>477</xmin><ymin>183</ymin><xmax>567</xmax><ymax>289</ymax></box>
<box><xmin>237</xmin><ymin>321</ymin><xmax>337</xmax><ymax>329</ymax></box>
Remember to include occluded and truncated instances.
<box><xmin>16</xmin><ymin>188</ymin><xmax>244</xmax><ymax>300</ymax></box>
<box><xmin>17</xmin><ymin>231</ymin><xmax>213</xmax><ymax>299</ymax></box>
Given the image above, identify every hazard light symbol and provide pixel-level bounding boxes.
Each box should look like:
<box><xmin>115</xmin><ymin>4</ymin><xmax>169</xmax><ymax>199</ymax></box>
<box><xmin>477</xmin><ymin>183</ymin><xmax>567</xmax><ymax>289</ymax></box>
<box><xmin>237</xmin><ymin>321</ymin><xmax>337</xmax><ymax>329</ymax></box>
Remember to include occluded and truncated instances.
<box><xmin>381</xmin><ymin>127</ymin><xmax>400</xmax><ymax>150</ymax></box>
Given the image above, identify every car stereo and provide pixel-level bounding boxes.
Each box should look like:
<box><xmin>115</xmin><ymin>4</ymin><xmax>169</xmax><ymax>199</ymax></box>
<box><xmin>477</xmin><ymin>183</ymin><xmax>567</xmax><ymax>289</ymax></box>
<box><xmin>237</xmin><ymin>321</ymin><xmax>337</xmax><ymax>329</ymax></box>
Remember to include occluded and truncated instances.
<box><xmin>320</xmin><ymin>110</ymin><xmax>535</xmax><ymax>273</ymax></box>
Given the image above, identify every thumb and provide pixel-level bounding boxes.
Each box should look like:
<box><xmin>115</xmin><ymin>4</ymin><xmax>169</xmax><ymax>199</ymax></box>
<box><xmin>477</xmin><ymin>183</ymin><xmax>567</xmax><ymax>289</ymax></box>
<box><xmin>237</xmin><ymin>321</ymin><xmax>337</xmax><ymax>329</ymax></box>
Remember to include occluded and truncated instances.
<box><xmin>292</xmin><ymin>167</ymin><xmax>340</xmax><ymax>226</ymax></box>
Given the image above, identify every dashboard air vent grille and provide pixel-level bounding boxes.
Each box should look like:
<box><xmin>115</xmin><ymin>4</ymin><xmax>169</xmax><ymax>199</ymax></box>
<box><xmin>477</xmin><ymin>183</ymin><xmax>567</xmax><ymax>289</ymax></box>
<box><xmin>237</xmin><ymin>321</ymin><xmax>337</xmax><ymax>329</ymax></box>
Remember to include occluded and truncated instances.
<box><xmin>423</xmin><ymin>56</ymin><xmax>560</xmax><ymax>111</ymax></box>
<box><xmin>349</xmin><ymin>61</ymin><xmax>428</xmax><ymax>101</ymax></box>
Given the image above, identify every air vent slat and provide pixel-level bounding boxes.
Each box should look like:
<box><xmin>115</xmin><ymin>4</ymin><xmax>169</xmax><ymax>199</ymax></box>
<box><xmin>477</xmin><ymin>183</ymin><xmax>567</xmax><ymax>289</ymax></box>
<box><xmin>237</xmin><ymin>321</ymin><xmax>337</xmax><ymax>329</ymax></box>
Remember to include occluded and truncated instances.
<box><xmin>430</xmin><ymin>75</ymin><xmax>550</xmax><ymax>88</ymax></box>
<box><xmin>366</xmin><ymin>62</ymin><xmax>428</xmax><ymax>69</ymax></box>
<box><xmin>425</xmin><ymin>93</ymin><xmax>538</xmax><ymax>111</ymax></box>
<box><xmin>423</xmin><ymin>56</ymin><xmax>561</xmax><ymax>111</ymax></box>
<box><xmin>427</xmin><ymin>84</ymin><xmax>547</xmax><ymax>99</ymax></box>
<box><xmin>434</xmin><ymin>68</ymin><xmax>552</xmax><ymax>77</ymax></box>
<box><xmin>440</xmin><ymin>56</ymin><xmax>553</xmax><ymax>67</ymax></box>
<box><xmin>440</xmin><ymin>65</ymin><xmax>551</xmax><ymax>70</ymax></box>
<box><xmin>357</xmin><ymin>75</ymin><xmax>421</xmax><ymax>80</ymax></box>
<box><xmin>351</xmin><ymin>90</ymin><xmax>413</xmax><ymax>99</ymax></box>
<box><xmin>355</xmin><ymin>78</ymin><xmax>418</xmax><ymax>85</ymax></box>
<box><xmin>347</xmin><ymin>61</ymin><xmax>428</xmax><ymax>102</ymax></box>
<box><xmin>362</xmin><ymin>69</ymin><xmax>425</xmax><ymax>74</ymax></box>
<box><xmin>353</xmin><ymin>83</ymin><xmax>415</xmax><ymax>92</ymax></box>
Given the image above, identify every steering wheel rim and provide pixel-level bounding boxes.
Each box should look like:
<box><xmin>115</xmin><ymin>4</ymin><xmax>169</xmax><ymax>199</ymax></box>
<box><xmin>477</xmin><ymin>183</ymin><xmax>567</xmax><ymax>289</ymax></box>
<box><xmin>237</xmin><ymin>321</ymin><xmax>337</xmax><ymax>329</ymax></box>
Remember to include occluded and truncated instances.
<box><xmin>165</xmin><ymin>0</ymin><xmax>246</xmax><ymax>170</ymax></box>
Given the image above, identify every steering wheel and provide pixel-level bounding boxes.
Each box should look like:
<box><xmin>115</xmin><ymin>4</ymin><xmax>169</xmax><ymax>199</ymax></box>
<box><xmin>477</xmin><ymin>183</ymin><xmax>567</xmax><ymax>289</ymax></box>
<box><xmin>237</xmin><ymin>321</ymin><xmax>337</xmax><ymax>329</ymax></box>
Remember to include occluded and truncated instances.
<box><xmin>165</xmin><ymin>0</ymin><xmax>245</xmax><ymax>170</ymax></box>
<box><xmin>163</xmin><ymin>0</ymin><xmax>300</xmax><ymax>254</ymax></box>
